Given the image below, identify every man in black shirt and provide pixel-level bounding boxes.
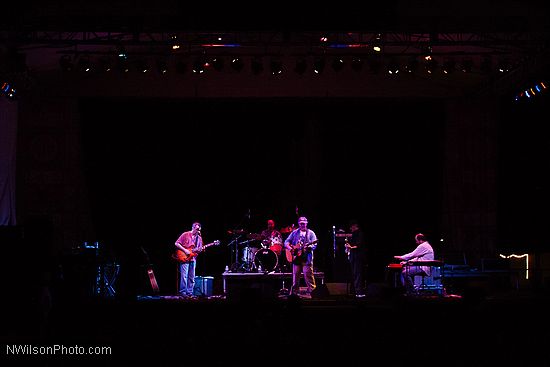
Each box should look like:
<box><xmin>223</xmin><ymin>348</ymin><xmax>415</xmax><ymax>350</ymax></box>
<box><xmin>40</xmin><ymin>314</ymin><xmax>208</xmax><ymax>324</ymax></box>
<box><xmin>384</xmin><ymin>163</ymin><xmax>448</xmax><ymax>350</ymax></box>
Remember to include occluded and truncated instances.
<box><xmin>345</xmin><ymin>220</ymin><xmax>366</xmax><ymax>298</ymax></box>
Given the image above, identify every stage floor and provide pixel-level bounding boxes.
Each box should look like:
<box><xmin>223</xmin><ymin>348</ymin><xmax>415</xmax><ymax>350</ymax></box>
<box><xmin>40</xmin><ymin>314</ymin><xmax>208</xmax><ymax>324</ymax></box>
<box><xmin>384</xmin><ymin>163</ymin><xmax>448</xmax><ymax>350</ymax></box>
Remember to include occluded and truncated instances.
<box><xmin>222</xmin><ymin>271</ymin><xmax>325</xmax><ymax>299</ymax></box>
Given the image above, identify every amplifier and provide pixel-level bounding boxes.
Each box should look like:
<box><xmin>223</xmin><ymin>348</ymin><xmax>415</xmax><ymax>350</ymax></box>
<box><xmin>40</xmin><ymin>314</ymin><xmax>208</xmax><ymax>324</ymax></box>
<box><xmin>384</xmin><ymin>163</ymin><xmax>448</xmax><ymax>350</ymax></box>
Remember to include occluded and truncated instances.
<box><xmin>193</xmin><ymin>276</ymin><xmax>214</xmax><ymax>296</ymax></box>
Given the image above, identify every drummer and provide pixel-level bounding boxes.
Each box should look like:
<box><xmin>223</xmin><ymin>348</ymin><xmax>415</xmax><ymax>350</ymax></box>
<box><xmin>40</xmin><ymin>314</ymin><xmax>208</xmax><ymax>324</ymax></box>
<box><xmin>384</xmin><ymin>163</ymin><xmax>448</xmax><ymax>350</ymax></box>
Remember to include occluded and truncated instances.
<box><xmin>260</xmin><ymin>219</ymin><xmax>282</xmax><ymax>251</ymax></box>
<box><xmin>257</xmin><ymin>219</ymin><xmax>285</xmax><ymax>270</ymax></box>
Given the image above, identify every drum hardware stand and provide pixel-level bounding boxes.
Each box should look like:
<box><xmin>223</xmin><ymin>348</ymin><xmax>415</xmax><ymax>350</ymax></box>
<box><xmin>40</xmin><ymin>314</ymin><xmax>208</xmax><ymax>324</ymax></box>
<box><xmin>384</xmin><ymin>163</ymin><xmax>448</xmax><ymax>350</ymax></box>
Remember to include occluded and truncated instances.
<box><xmin>227</xmin><ymin>210</ymin><xmax>252</xmax><ymax>272</ymax></box>
<box><xmin>227</xmin><ymin>234</ymin><xmax>243</xmax><ymax>272</ymax></box>
<box><xmin>239</xmin><ymin>239</ymin><xmax>257</xmax><ymax>272</ymax></box>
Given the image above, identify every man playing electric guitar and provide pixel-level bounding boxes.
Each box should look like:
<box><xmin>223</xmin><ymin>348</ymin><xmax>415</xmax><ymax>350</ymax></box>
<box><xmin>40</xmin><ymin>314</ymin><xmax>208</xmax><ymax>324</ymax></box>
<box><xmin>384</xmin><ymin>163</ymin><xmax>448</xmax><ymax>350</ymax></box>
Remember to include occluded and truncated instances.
<box><xmin>174</xmin><ymin>240</ymin><xmax>220</xmax><ymax>263</ymax></box>
<box><xmin>283</xmin><ymin>216</ymin><xmax>319</xmax><ymax>298</ymax></box>
<box><xmin>174</xmin><ymin>222</ymin><xmax>210</xmax><ymax>298</ymax></box>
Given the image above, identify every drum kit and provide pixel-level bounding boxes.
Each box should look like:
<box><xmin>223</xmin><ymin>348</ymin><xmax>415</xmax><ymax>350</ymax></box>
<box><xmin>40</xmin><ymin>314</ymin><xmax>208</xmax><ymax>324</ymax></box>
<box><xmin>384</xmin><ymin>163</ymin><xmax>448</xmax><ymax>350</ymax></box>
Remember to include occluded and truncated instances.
<box><xmin>230</xmin><ymin>227</ymin><xmax>293</xmax><ymax>273</ymax></box>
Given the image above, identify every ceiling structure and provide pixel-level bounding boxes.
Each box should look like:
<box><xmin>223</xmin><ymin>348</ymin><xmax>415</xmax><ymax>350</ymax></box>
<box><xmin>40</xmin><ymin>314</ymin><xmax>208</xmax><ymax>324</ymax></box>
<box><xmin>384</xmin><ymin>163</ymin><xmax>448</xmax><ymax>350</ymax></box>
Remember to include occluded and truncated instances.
<box><xmin>2</xmin><ymin>2</ymin><xmax>550</xmax><ymax>99</ymax></box>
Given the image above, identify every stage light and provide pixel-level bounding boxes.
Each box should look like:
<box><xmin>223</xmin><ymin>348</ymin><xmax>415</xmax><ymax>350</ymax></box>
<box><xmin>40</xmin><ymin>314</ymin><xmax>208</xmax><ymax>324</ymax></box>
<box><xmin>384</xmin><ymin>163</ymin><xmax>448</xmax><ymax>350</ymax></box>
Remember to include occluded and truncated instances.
<box><xmin>76</xmin><ymin>54</ymin><xmax>92</xmax><ymax>72</ymax></box>
<box><xmin>231</xmin><ymin>57</ymin><xmax>244</xmax><ymax>72</ymax></box>
<box><xmin>135</xmin><ymin>58</ymin><xmax>149</xmax><ymax>73</ymax></box>
<box><xmin>373</xmin><ymin>33</ymin><xmax>383</xmax><ymax>52</ymax></box>
<box><xmin>156</xmin><ymin>58</ymin><xmax>168</xmax><ymax>74</ymax></box>
<box><xmin>351</xmin><ymin>57</ymin><xmax>363</xmax><ymax>72</ymax></box>
<box><xmin>270</xmin><ymin>59</ymin><xmax>283</xmax><ymax>75</ymax></box>
<box><xmin>251</xmin><ymin>57</ymin><xmax>263</xmax><ymax>75</ymax></box>
<box><xmin>498</xmin><ymin>59</ymin><xmax>511</xmax><ymax>73</ymax></box>
<box><xmin>117</xmin><ymin>46</ymin><xmax>127</xmax><ymax>60</ymax></box>
<box><xmin>59</xmin><ymin>55</ymin><xmax>74</xmax><ymax>71</ymax></box>
<box><xmin>97</xmin><ymin>56</ymin><xmax>113</xmax><ymax>72</ymax></box>
<box><xmin>313</xmin><ymin>57</ymin><xmax>325</xmax><ymax>74</ymax></box>
<box><xmin>423</xmin><ymin>45</ymin><xmax>433</xmax><ymax>60</ymax></box>
<box><xmin>1</xmin><ymin>81</ymin><xmax>17</xmax><ymax>100</ymax></box>
<box><xmin>211</xmin><ymin>57</ymin><xmax>224</xmax><ymax>71</ymax></box>
<box><xmin>424</xmin><ymin>56</ymin><xmax>438</xmax><ymax>74</ymax></box>
<box><xmin>295</xmin><ymin>58</ymin><xmax>307</xmax><ymax>75</ymax></box>
<box><xmin>386</xmin><ymin>59</ymin><xmax>399</xmax><ymax>75</ymax></box>
<box><xmin>460</xmin><ymin>59</ymin><xmax>473</xmax><ymax>73</ymax></box>
<box><xmin>116</xmin><ymin>53</ymin><xmax>130</xmax><ymax>73</ymax></box>
<box><xmin>169</xmin><ymin>34</ymin><xmax>180</xmax><ymax>50</ymax></box>
<box><xmin>192</xmin><ymin>57</ymin><xmax>206</xmax><ymax>74</ymax></box>
<box><xmin>331</xmin><ymin>57</ymin><xmax>344</xmax><ymax>72</ymax></box>
<box><xmin>404</xmin><ymin>57</ymin><xmax>418</xmax><ymax>73</ymax></box>
<box><xmin>442</xmin><ymin>59</ymin><xmax>456</xmax><ymax>74</ymax></box>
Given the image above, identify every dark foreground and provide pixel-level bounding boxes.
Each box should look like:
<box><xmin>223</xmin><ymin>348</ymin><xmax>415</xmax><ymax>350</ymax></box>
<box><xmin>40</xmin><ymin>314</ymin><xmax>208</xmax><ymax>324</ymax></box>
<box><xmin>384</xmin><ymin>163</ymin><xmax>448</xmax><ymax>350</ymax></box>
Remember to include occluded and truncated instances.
<box><xmin>3</xmin><ymin>286</ymin><xmax>550</xmax><ymax>367</ymax></box>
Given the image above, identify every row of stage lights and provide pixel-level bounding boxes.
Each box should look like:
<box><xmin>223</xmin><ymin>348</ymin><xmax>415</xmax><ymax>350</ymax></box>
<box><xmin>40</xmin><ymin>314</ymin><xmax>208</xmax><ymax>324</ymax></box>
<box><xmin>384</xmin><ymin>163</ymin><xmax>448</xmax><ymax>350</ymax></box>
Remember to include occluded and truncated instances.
<box><xmin>514</xmin><ymin>81</ymin><xmax>547</xmax><ymax>101</ymax></box>
<box><xmin>59</xmin><ymin>53</ymin><xmax>515</xmax><ymax>76</ymax></box>
<box><xmin>1</xmin><ymin>81</ymin><xmax>17</xmax><ymax>100</ymax></box>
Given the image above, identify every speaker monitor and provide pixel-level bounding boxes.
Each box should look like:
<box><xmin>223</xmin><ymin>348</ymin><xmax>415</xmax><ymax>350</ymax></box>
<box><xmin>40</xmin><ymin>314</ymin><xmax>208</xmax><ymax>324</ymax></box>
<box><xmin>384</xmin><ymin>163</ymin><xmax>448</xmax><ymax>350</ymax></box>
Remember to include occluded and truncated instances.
<box><xmin>324</xmin><ymin>282</ymin><xmax>349</xmax><ymax>296</ymax></box>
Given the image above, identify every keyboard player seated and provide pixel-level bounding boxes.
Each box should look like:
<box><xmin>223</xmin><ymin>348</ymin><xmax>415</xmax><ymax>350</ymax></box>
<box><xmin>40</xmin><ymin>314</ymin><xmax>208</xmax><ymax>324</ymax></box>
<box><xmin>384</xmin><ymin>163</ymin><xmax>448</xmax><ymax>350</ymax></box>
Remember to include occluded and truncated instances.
<box><xmin>393</xmin><ymin>233</ymin><xmax>434</xmax><ymax>293</ymax></box>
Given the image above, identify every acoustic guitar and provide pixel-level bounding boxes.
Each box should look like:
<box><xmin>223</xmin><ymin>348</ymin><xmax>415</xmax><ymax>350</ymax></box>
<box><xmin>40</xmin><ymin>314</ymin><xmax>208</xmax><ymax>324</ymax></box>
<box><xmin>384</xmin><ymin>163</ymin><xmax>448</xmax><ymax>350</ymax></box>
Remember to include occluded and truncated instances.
<box><xmin>173</xmin><ymin>240</ymin><xmax>220</xmax><ymax>263</ymax></box>
<box><xmin>147</xmin><ymin>267</ymin><xmax>160</xmax><ymax>293</ymax></box>
<box><xmin>140</xmin><ymin>246</ymin><xmax>160</xmax><ymax>293</ymax></box>
<box><xmin>285</xmin><ymin>239</ymin><xmax>319</xmax><ymax>263</ymax></box>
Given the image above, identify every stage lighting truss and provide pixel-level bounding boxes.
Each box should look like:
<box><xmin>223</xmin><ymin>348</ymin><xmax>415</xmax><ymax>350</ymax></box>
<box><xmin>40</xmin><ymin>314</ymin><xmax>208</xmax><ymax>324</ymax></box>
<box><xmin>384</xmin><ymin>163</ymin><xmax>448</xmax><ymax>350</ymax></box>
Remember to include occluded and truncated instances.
<box><xmin>19</xmin><ymin>30</ymin><xmax>543</xmax><ymax>80</ymax></box>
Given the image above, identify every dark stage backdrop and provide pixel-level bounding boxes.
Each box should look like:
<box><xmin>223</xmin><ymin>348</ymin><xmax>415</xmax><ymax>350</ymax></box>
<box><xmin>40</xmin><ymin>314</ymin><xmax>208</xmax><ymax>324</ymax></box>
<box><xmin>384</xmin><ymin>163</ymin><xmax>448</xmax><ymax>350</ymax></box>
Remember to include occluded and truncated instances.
<box><xmin>78</xmin><ymin>97</ymin><xmax>445</xmax><ymax>293</ymax></box>
<box><xmin>498</xmin><ymin>96</ymin><xmax>550</xmax><ymax>252</ymax></box>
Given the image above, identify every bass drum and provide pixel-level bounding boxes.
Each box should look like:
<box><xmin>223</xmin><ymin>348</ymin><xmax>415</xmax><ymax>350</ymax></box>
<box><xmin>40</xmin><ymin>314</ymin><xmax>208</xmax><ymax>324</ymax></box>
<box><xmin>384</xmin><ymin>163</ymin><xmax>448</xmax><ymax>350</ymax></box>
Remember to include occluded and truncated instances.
<box><xmin>269</xmin><ymin>235</ymin><xmax>283</xmax><ymax>255</ymax></box>
<box><xmin>254</xmin><ymin>248</ymin><xmax>278</xmax><ymax>272</ymax></box>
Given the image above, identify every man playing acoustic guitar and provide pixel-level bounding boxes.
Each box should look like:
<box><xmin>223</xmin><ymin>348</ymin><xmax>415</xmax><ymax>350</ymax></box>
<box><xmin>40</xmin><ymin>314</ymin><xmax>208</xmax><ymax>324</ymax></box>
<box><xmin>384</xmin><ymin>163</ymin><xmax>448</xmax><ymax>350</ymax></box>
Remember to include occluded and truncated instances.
<box><xmin>174</xmin><ymin>222</ymin><xmax>204</xmax><ymax>298</ymax></box>
<box><xmin>283</xmin><ymin>216</ymin><xmax>318</xmax><ymax>298</ymax></box>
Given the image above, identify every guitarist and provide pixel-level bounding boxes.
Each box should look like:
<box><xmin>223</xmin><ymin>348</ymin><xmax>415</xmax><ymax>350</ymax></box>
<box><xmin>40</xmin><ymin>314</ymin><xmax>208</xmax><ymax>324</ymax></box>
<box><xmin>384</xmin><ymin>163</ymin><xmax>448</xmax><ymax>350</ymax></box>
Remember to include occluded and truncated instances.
<box><xmin>174</xmin><ymin>222</ymin><xmax>203</xmax><ymax>298</ymax></box>
<box><xmin>283</xmin><ymin>216</ymin><xmax>318</xmax><ymax>298</ymax></box>
<box><xmin>345</xmin><ymin>220</ymin><xmax>367</xmax><ymax>298</ymax></box>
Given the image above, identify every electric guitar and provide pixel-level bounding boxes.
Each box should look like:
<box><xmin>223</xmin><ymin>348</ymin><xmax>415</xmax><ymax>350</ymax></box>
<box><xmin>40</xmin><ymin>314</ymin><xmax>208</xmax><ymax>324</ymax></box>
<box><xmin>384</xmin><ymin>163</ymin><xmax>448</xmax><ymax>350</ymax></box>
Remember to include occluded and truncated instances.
<box><xmin>285</xmin><ymin>239</ymin><xmax>319</xmax><ymax>263</ymax></box>
<box><xmin>173</xmin><ymin>240</ymin><xmax>220</xmax><ymax>263</ymax></box>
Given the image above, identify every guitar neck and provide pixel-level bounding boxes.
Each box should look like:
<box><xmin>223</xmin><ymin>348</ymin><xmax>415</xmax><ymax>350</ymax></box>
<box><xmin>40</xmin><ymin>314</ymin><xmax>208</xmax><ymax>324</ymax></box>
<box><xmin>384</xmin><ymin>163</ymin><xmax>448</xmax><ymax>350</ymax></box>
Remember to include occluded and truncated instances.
<box><xmin>197</xmin><ymin>241</ymin><xmax>220</xmax><ymax>252</ymax></box>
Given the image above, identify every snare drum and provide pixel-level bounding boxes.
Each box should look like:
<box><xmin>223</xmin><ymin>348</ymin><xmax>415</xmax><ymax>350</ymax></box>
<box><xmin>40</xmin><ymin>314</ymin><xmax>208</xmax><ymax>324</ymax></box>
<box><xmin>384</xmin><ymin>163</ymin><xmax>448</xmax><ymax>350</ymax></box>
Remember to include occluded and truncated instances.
<box><xmin>253</xmin><ymin>248</ymin><xmax>278</xmax><ymax>272</ymax></box>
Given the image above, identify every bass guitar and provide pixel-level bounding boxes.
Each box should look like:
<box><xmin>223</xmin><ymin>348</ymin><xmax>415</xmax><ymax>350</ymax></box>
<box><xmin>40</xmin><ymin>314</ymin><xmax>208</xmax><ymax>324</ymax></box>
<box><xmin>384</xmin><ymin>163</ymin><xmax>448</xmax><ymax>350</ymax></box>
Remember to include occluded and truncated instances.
<box><xmin>344</xmin><ymin>237</ymin><xmax>358</xmax><ymax>260</ymax></box>
<box><xmin>173</xmin><ymin>240</ymin><xmax>220</xmax><ymax>263</ymax></box>
<box><xmin>285</xmin><ymin>239</ymin><xmax>319</xmax><ymax>263</ymax></box>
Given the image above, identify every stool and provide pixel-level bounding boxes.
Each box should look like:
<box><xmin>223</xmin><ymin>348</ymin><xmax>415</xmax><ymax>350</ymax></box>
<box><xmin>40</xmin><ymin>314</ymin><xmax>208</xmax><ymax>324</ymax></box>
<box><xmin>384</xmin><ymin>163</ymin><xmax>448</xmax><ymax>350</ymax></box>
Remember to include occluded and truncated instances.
<box><xmin>407</xmin><ymin>260</ymin><xmax>444</xmax><ymax>296</ymax></box>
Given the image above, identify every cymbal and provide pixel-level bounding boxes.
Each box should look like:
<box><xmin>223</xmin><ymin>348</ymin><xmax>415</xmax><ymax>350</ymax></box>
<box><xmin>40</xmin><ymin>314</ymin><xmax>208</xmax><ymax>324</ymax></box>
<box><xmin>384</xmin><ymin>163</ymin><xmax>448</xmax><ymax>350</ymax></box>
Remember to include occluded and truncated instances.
<box><xmin>227</xmin><ymin>229</ymin><xmax>246</xmax><ymax>235</ymax></box>
<box><xmin>280</xmin><ymin>226</ymin><xmax>294</xmax><ymax>234</ymax></box>
<box><xmin>247</xmin><ymin>233</ymin><xmax>263</xmax><ymax>240</ymax></box>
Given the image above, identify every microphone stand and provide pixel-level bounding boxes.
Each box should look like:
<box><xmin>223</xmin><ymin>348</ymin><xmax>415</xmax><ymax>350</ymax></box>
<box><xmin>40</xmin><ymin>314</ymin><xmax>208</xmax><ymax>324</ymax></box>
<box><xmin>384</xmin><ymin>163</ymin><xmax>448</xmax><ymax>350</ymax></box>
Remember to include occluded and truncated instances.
<box><xmin>332</xmin><ymin>226</ymin><xmax>336</xmax><ymax>259</ymax></box>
